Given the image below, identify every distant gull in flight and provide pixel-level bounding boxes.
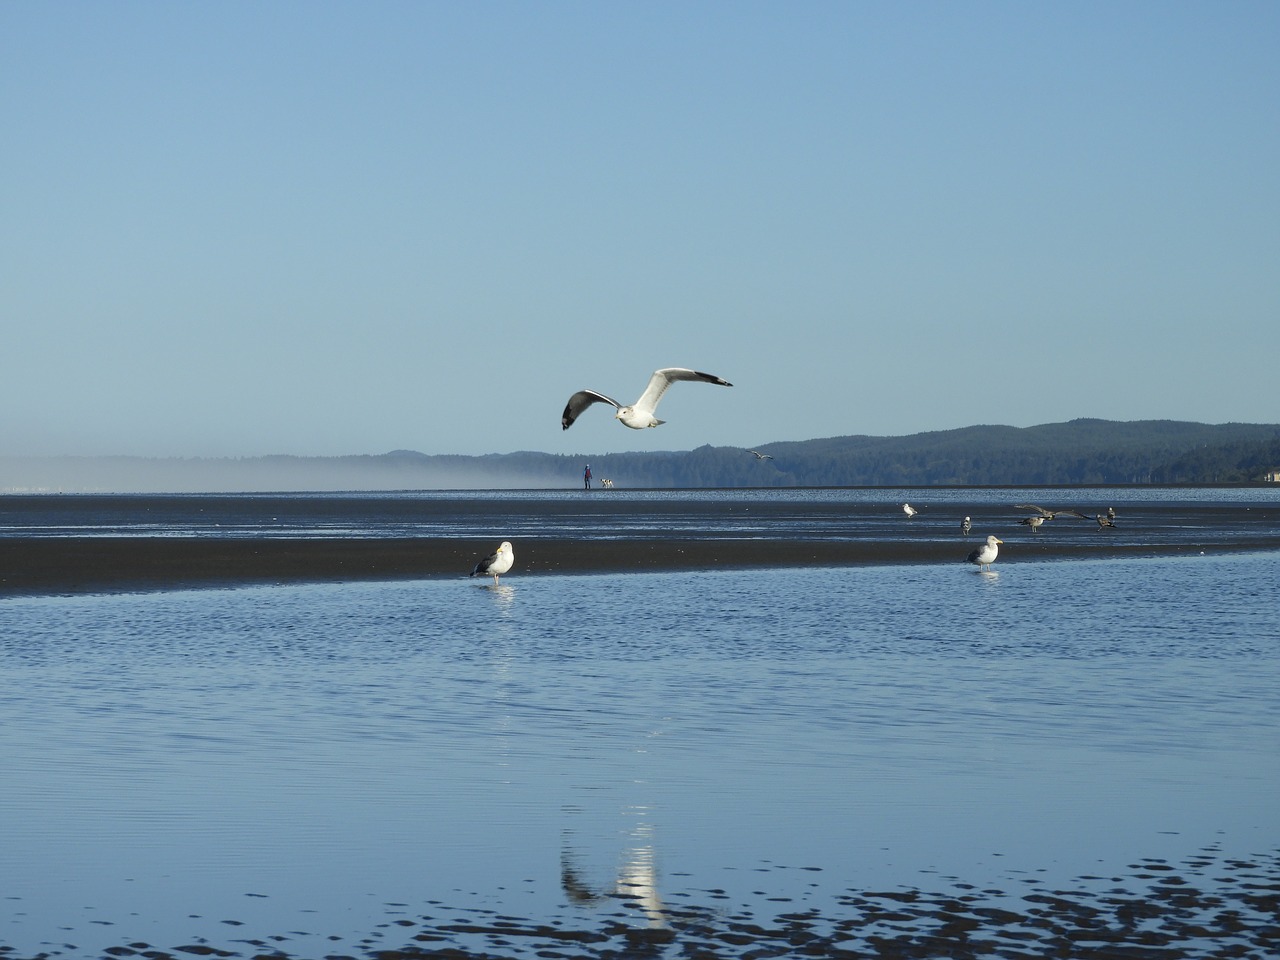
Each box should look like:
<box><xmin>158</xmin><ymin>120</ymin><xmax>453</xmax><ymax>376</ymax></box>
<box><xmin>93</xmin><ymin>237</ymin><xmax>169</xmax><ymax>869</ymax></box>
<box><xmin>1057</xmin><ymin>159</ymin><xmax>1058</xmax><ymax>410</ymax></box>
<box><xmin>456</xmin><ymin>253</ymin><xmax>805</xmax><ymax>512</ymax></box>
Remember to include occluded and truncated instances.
<box><xmin>961</xmin><ymin>516</ymin><xmax>972</xmax><ymax>537</ymax></box>
<box><xmin>967</xmin><ymin>535</ymin><xmax>1003</xmax><ymax>571</ymax></box>
<box><xmin>903</xmin><ymin>503</ymin><xmax>918</xmax><ymax>518</ymax></box>
<box><xmin>470</xmin><ymin>541</ymin><xmax>515</xmax><ymax>585</ymax></box>
<box><xmin>561</xmin><ymin>367</ymin><xmax>733</xmax><ymax>431</ymax></box>
<box><xmin>1016</xmin><ymin>503</ymin><xmax>1089</xmax><ymax>521</ymax></box>
<box><xmin>748</xmin><ymin>450</ymin><xmax>773</xmax><ymax>460</ymax></box>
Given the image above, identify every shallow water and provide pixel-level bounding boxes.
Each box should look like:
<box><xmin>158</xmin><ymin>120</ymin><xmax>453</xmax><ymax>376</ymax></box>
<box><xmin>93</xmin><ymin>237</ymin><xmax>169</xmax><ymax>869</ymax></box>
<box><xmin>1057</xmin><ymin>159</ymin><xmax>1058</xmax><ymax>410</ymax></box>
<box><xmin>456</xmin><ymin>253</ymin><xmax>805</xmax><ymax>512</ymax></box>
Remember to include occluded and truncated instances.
<box><xmin>2</xmin><ymin>543</ymin><xmax>1278</xmax><ymax>957</ymax></box>
<box><xmin>4</xmin><ymin>485</ymin><xmax>1279</xmax><ymax>543</ymax></box>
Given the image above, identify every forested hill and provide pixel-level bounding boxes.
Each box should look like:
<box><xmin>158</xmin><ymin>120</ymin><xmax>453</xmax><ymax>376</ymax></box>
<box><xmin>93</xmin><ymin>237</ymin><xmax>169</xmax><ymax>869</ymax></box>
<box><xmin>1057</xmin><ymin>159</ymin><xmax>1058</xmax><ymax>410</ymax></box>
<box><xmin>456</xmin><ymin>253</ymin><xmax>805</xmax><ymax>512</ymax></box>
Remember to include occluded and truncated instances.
<box><xmin>4</xmin><ymin>420</ymin><xmax>1280</xmax><ymax>493</ymax></box>
<box><xmin>708</xmin><ymin>419</ymin><xmax>1280</xmax><ymax>487</ymax></box>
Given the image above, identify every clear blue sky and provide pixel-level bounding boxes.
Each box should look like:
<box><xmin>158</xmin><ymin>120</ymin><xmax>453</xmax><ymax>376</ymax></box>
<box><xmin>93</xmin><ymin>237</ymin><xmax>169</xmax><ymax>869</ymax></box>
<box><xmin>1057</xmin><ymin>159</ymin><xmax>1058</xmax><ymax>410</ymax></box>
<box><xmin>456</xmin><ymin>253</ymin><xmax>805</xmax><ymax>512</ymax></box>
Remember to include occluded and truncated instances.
<box><xmin>4</xmin><ymin>1</ymin><xmax>1277</xmax><ymax>459</ymax></box>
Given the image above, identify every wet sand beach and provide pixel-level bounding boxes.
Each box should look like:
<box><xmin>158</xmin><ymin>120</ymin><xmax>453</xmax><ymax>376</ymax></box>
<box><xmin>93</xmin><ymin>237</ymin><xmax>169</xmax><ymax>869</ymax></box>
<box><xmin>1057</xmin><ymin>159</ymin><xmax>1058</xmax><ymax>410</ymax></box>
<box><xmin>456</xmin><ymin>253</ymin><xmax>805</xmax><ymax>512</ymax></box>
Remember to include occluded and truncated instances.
<box><xmin>2</xmin><ymin>532</ymin><xmax>1277</xmax><ymax>598</ymax></box>
<box><xmin>3</xmin><ymin>491</ymin><xmax>1280</xmax><ymax>596</ymax></box>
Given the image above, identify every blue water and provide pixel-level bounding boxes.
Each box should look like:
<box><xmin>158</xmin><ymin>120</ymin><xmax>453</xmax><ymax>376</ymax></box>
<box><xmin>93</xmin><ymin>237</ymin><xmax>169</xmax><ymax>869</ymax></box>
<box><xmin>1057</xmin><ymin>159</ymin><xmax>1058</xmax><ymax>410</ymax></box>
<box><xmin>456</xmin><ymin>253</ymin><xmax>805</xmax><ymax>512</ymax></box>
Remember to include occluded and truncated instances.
<box><xmin>2</xmin><ymin>494</ymin><xmax>1279</xmax><ymax>957</ymax></box>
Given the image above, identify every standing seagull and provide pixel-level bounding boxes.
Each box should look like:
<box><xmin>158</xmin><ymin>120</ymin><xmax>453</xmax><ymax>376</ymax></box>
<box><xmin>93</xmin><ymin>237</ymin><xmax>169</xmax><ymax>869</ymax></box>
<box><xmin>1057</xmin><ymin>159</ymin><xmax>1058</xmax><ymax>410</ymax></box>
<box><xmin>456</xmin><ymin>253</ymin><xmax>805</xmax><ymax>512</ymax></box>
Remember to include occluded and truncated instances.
<box><xmin>1019</xmin><ymin>515</ymin><xmax>1045</xmax><ymax>534</ymax></box>
<box><xmin>961</xmin><ymin>516</ymin><xmax>972</xmax><ymax>537</ymax></box>
<box><xmin>903</xmin><ymin>503</ymin><xmax>918</xmax><ymax>518</ymax></box>
<box><xmin>967</xmin><ymin>535</ymin><xmax>1003</xmax><ymax>571</ymax></box>
<box><xmin>1095</xmin><ymin>513</ymin><xmax>1117</xmax><ymax>530</ymax></box>
<box><xmin>470</xmin><ymin>541</ymin><xmax>515</xmax><ymax>586</ymax></box>
<box><xmin>561</xmin><ymin>367</ymin><xmax>732</xmax><ymax>431</ymax></box>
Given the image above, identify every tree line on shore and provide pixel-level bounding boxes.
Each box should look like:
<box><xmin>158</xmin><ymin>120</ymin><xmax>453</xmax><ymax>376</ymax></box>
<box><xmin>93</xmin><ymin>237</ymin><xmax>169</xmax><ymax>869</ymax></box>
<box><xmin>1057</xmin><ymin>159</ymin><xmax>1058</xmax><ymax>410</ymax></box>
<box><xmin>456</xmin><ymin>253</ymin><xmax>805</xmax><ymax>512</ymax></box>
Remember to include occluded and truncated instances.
<box><xmin>3</xmin><ymin>419</ymin><xmax>1279</xmax><ymax>493</ymax></box>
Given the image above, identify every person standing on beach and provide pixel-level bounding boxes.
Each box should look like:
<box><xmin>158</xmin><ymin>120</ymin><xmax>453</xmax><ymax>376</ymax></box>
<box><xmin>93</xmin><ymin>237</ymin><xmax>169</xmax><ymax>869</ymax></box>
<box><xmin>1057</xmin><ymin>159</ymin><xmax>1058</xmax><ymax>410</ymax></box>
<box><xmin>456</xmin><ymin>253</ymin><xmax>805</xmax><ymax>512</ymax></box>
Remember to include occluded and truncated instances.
<box><xmin>584</xmin><ymin>464</ymin><xmax>592</xmax><ymax>489</ymax></box>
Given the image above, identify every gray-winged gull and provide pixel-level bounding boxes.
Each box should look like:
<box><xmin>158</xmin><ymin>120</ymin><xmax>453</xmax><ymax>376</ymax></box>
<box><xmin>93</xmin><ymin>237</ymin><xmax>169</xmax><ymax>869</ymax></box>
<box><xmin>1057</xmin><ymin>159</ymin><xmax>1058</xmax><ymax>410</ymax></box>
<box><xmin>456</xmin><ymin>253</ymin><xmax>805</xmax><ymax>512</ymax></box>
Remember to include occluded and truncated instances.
<box><xmin>470</xmin><ymin>541</ymin><xmax>515</xmax><ymax>585</ymax></box>
<box><xmin>561</xmin><ymin>367</ymin><xmax>732</xmax><ymax>431</ymax></box>
<box><xmin>961</xmin><ymin>516</ymin><xmax>972</xmax><ymax>536</ymax></box>
<box><xmin>903</xmin><ymin>503</ymin><xmax>918</xmax><ymax>518</ymax></box>
<box><xmin>967</xmin><ymin>535</ymin><xmax>1003</xmax><ymax>571</ymax></box>
<box><xmin>1016</xmin><ymin>503</ymin><xmax>1089</xmax><ymax>521</ymax></box>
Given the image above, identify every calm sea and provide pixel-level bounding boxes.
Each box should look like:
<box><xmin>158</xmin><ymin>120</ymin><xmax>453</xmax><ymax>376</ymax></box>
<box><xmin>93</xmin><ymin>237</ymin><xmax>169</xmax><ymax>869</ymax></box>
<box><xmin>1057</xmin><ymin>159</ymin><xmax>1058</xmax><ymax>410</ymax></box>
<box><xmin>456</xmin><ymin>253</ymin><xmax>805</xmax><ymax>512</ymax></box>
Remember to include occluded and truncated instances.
<box><xmin>2</xmin><ymin>488</ymin><xmax>1278</xmax><ymax>958</ymax></box>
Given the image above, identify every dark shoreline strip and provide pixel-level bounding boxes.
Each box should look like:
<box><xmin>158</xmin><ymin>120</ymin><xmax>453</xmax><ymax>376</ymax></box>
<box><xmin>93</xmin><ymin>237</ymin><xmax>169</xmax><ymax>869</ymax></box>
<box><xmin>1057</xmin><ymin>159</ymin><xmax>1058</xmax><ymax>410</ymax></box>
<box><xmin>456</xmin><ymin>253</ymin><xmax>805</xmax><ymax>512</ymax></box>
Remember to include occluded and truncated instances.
<box><xmin>3</xmin><ymin>536</ymin><xmax>1276</xmax><ymax>598</ymax></box>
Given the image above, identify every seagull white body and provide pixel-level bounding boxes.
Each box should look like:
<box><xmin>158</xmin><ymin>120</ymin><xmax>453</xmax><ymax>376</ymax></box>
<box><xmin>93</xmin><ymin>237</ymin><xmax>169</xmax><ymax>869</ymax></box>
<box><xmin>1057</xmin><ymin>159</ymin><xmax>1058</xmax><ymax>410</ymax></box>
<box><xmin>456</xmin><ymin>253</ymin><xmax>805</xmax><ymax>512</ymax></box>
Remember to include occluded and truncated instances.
<box><xmin>470</xmin><ymin>541</ymin><xmax>514</xmax><ymax>585</ymax></box>
<box><xmin>967</xmin><ymin>535</ymin><xmax>1003</xmax><ymax>571</ymax></box>
<box><xmin>561</xmin><ymin>367</ymin><xmax>732</xmax><ymax>431</ymax></box>
<box><xmin>903</xmin><ymin>503</ymin><xmax>917</xmax><ymax>518</ymax></box>
<box><xmin>961</xmin><ymin>516</ymin><xmax>972</xmax><ymax>536</ymax></box>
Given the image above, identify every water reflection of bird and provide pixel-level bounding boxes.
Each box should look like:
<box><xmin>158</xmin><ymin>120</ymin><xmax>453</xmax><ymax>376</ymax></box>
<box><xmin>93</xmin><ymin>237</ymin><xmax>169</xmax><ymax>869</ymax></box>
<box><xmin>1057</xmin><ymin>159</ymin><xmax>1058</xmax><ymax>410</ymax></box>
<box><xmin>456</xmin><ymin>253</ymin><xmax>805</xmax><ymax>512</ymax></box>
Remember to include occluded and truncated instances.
<box><xmin>903</xmin><ymin>503</ymin><xmax>918</xmax><ymax>518</ymax></box>
<box><xmin>1019</xmin><ymin>515</ymin><xmax>1045</xmax><ymax>533</ymax></box>
<box><xmin>470</xmin><ymin>541</ymin><xmax>515</xmax><ymax>585</ymax></box>
<box><xmin>1016</xmin><ymin>503</ymin><xmax>1090</xmax><ymax>521</ymax></box>
<box><xmin>967</xmin><ymin>535</ymin><xmax>1003</xmax><ymax>571</ymax></box>
<box><xmin>961</xmin><ymin>516</ymin><xmax>972</xmax><ymax>537</ymax></box>
<box><xmin>561</xmin><ymin>831</ymin><xmax>667</xmax><ymax>929</ymax></box>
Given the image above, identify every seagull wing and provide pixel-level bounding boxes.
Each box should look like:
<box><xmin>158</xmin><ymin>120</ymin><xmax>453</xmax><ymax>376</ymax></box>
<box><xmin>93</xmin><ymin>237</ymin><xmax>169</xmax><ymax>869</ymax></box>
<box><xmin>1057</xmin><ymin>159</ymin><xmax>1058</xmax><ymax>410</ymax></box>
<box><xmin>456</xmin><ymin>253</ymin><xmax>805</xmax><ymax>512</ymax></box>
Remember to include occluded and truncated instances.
<box><xmin>1060</xmin><ymin>509</ymin><xmax>1091</xmax><ymax>520</ymax></box>
<box><xmin>1015</xmin><ymin>503</ymin><xmax>1053</xmax><ymax>518</ymax></box>
<box><xmin>561</xmin><ymin>389</ymin><xmax>621</xmax><ymax>430</ymax></box>
<box><xmin>633</xmin><ymin>367</ymin><xmax>733</xmax><ymax>416</ymax></box>
<box><xmin>471</xmin><ymin>549</ymin><xmax>500</xmax><ymax>576</ymax></box>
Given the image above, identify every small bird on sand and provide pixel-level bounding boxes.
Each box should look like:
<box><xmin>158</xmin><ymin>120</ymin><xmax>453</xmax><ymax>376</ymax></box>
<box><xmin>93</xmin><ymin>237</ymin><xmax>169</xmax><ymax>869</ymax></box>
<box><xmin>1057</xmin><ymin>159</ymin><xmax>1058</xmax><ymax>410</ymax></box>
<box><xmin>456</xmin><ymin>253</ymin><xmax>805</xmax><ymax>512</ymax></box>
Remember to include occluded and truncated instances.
<box><xmin>470</xmin><ymin>541</ymin><xmax>515</xmax><ymax>585</ymax></box>
<box><xmin>967</xmin><ymin>535</ymin><xmax>1003</xmax><ymax>571</ymax></box>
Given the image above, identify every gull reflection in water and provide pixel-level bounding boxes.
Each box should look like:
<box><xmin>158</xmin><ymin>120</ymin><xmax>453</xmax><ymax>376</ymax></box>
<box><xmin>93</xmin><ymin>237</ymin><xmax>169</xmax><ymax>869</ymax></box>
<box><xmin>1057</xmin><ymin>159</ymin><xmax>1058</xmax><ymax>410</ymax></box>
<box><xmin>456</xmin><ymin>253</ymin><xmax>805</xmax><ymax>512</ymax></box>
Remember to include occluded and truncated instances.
<box><xmin>486</xmin><ymin>582</ymin><xmax>516</xmax><ymax>612</ymax></box>
<box><xmin>561</xmin><ymin>813</ymin><xmax>666</xmax><ymax>929</ymax></box>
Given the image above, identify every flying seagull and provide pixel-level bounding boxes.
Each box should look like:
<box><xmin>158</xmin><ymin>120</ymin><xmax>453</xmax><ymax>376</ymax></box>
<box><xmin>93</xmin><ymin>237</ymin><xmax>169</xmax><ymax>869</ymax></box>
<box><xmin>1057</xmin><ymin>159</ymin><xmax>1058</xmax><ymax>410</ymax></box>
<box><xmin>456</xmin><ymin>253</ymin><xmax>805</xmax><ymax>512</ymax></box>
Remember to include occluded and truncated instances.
<box><xmin>1015</xmin><ymin>503</ymin><xmax>1090</xmax><ymax>521</ymax></box>
<box><xmin>961</xmin><ymin>516</ymin><xmax>972</xmax><ymax>537</ymax></box>
<box><xmin>561</xmin><ymin>367</ymin><xmax>732</xmax><ymax>431</ymax></box>
<box><xmin>967</xmin><ymin>535</ymin><xmax>1003</xmax><ymax>571</ymax></box>
<box><xmin>903</xmin><ymin>503</ymin><xmax>918</xmax><ymax>518</ymax></box>
<box><xmin>470</xmin><ymin>541</ymin><xmax>515</xmax><ymax>585</ymax></box>
<box><xmin>748</xmin><ymin>450</ymin><xmax>773</xmax><ymax>460</ymax></box>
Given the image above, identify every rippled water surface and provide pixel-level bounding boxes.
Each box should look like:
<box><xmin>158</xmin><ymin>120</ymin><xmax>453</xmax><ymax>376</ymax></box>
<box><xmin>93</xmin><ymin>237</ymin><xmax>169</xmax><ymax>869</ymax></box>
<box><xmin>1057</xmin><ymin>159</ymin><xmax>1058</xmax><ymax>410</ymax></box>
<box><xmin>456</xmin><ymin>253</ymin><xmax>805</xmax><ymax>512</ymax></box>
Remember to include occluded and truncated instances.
<box><xmin>2</xmin><ymin>545</ymin><xmax>1279</xmax><ymax>957</ymax></box>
